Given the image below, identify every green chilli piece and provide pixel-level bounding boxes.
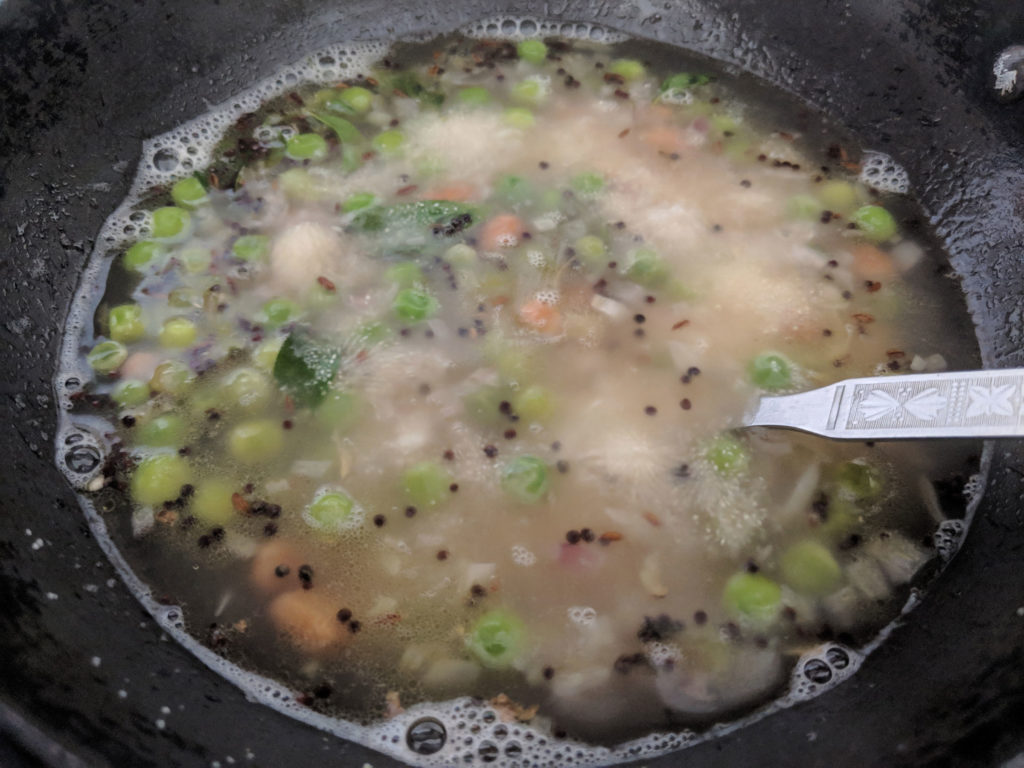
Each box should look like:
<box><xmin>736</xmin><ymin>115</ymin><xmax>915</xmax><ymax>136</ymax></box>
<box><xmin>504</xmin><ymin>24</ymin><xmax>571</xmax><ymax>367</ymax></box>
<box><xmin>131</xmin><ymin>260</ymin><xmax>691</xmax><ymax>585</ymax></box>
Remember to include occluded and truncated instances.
<box><xmin>227</xmin><ymin>419</ymin><xmax>285</xmax><ymax>464</ymax></box>
<box><xmin>834</xmin><ymin>459</ymin><xmax>884</xmax><ymax>501</ymax></box>
<box><xmin>272</xmin><ymin>328</ymin><xmax>342</xmax><ymax>408</ymax></box>
<box><xmin>131</xmin><ymin>454</ymin><xmax>192</xmax><ymax>507</ymax></box>
<box><xmin>190</xmin><ymin>478</ymin><xmax>238</xmax><ymax>527</ymax></box>
<box><xmin>402</xmin><ymin>461</ymin><xmax>452</xmax><ymax>508</ymax></box>
<box><xmin>608</xmin><ymin>58</ymin><xmax>645</xmax><ymax>81</ymax></box>
<box><xmin>749</xmin><ymin>353</ymin><xmax>792</xmax><ymax>391</ymax></box>
<box><xmin>350</xmin><ymin>321</ymin><xmax>392</xmax><ymax>349</ymax></box>
<box><xmin>232</xmin><ymin>234</ymin><xmax>270</xmax><ymax>261</ymax></box>
<box><xmin>723</xmin><ymin>572</ymin><xmax>782</xmax><ymax>625</ymax></box>
<box><xmin>285</xmin><ymin>132</ymin><xmax>329</xmax><ymax>161</ymax></box>
<box><xmin>780</xmin><ymin>540</ymin><xmax>843</xmax><ymax>597</ymax></box>
<box><xmin>87</xmin><ymin>340</ymin><xmax>127</xmax><ymax>374</ymax></box>
<box><xmin>393</xmin><ymin>288</ymin><xmax>439</xmax><ymax>323</ymax></box>
<box><xmin>108</xmin><ymin>303</ymin><xmax>145</xmax><ymax>343</ymax></box>
<box><xmin>625</xmin><ymin>247</ymin><xmax>670</xmax><ymax>288</ymax></box>
<box><xmin>458</xmin><ymin>86</ymin><xmax>492</xmax><ymax>106</ymax></box>
<box><xmin>309</xmin><ymin>112</ymin><xmax>362</xmax><ymax>144</ymax></box>
<box><xmin>137</xmin><ymin>414</ymin><xmax>187</xmax><ymax>447</ymax></box>
<box><xmin>113</xmin><ymin>379</ymin><xmax>150</xmax><ymax>407</ymax></box>
<box><xmin>851</xmin><ymin>204</ymin><xmax>898</xmax><ymax>243</ymax></box>
<box><xmin>305</xmin><ymin>489</ymin><xmax>361</xmax><ymax>533</ymax></box>
<box><xmin>150</xmin><ymin>206</ymin><xmax>192</xmax><ymax>240</ymax></box>
<box><xmin>502</xmin><ymin>107</ymin><xmax>535</xmax><ymax>129</ymax></box>
<box><xmin>341</xmin><ymin>192</ymin><xmax>376</xmax><ymax>213</ymax></box>
<box><xmin>123</xmin><ymin>240</ymin><xmax>165</xmax><ymax>271</ymax></box>
<box><xmin>170</xmin><ymin>176</ymin><xmax>208</xmax><ymax>209</ymax></box>
<box><xmin>372</xmin><ymin>129</ymin><xmax>405</xmax><ymax>155</ymax></box>
<box><xmin>501</xmin><ymin>455</ymin><xmax>549</xmax><ymax>504</ymax></box>
<box><xmin>516</xmin><ymin>39</ymin><xmax>548</xmax><ymax>64</ymax></box>
<box><xmin>704</xmin><ymin>433</ymin><xmax>749</xmax><ymax>476</ymax></box>
<box><xmin>660</xmin><ymin>73</ymin><xmax>711</xmax><ymax>92</ymax></box>
<box><xmin>159</xmin><ymin>317</ymin><xmax>198</xmax><ymax>348</ymax></box>
<box><xmin>467</xmin><ymin>609</ymin><xmax>526</xmax><ymax>669</ymax></box>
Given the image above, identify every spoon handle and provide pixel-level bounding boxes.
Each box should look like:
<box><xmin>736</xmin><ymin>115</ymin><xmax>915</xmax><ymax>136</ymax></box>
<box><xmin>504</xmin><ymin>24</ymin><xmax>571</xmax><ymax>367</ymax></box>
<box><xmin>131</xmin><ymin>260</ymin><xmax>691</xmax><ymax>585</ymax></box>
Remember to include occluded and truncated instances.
<box><xmin>745</xmin><ymin>368</ymin><xmax>1024</xmax><ymax>440</ymax></box>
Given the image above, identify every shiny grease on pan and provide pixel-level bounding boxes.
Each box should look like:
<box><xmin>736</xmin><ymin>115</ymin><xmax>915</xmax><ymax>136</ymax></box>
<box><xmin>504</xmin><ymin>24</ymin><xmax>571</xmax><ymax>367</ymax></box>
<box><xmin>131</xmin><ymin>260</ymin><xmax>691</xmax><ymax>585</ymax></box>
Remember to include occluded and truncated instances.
<box><xmin>54</xmin><ymin>15</ymin><xmax>985</xmax><ymax>768</ymax></box>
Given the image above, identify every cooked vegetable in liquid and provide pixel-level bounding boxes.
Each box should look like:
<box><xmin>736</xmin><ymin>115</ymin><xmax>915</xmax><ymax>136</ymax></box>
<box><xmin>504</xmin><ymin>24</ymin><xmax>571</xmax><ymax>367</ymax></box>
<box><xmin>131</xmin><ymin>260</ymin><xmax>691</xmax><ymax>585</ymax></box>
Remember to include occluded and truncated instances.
<box><xmin>61</xmin><ymin>29</ymin><xmax>982</xmax><ymax>751</ymax></box>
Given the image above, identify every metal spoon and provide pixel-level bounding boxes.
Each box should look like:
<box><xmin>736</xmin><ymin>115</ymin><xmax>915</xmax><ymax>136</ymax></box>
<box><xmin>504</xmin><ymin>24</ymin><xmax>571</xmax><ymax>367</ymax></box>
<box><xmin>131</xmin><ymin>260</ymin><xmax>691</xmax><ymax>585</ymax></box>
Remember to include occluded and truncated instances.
<box><xmin>745</xmin><ymin>368</ymin><xmax>1024</xmax><ymax>440</ymax></box>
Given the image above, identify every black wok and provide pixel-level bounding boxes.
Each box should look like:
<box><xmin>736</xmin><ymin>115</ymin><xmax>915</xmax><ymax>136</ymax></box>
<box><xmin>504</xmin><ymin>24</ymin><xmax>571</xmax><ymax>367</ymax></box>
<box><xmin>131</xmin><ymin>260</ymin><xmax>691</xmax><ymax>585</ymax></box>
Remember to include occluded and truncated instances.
<box><xmin>2</xmin><ymin>1</ymin><xmax>1024</xmax><ymax>765</ymax></box>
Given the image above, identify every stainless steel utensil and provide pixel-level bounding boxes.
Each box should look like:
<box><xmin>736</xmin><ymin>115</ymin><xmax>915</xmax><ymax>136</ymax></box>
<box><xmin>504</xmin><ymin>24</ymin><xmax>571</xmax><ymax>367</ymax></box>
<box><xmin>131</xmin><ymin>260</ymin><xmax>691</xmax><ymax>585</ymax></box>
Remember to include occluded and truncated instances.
<box><xmin>745</xmin><ymin>368</ymin><xmax>1024</xmax><ymax>439</ymax></box>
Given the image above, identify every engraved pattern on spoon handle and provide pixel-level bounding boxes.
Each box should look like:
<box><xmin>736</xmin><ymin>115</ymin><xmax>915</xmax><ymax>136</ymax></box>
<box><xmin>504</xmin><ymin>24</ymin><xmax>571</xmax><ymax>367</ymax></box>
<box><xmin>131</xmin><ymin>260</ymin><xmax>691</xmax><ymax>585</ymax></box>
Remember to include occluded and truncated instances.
<box><xmin>746</xmin><ymin>368</ymin><xmax>1024</xmax><ymax>440</ymax></box>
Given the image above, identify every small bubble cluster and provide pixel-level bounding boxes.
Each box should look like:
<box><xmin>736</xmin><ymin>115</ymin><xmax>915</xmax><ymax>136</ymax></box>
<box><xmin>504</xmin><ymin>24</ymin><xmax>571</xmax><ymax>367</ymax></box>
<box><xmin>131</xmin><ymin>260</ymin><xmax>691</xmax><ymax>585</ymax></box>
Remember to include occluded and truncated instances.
<box><xmin>858</xmin><ymin>151</ymin><xmax>910</xmax><ymax>195</ymax></box>
<box><xmin>461</xmin><ymin>16</ymin><xmax>627</xmax><ymax>44</ymax></box>
<box><xmin>788</xmin><ymin>643</ymin><xmax>862</xmax><ymax>700</ymax></box>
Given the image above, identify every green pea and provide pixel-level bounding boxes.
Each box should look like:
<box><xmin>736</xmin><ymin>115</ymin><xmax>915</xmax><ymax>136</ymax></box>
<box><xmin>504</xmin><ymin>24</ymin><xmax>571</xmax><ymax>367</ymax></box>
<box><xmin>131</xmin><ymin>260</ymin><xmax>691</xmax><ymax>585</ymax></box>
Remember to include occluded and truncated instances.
<box><xmin>819</xmin><ymin>180</ymin><xmax>860</xmax><ymax>213</ymax></box>
<box><xmin>159</xmin><ymin>317</ymin><xmax>198</xmax><ymax>348</ymax></box>
<box><xmin>228</xmin><ymin>419</ymin><xmax>285</xmax><ymax>464</ymax></box>
<box><xmin>463</xmin><ymin>384</ymin><xmax>511</xmax><ymax>427</ymax></box>
<box><xmin>458</xmin><ymin>86</ymin><xmax>492</xmax><ymax>106</ymax></box>
<box><xmin>113</xmin><ymin>379</ymin><xmax>150</xmax><ymax>407</ymax></box>
<box><xmin>516</xmin><ymin>39</ymin><xmax>548</xmax><ymax>64</ymax></box>
<box><xmin>285</xmin><ymin>133</ymin><xmax>329</xmax><ymax>161</ymax></box>
<box><xmin>170</xmin><ymin>176</ymin><xmax>208</xmax><ymax>209</ymax></box>
<box><xmin>384</xmin><ymin>261</ymin><xmax>424</xmax><ymax>288</ymax></box>
<box><xmin>316</xmin><ymin>389</ymin><xmax>362</xmax><ymax>432</ymax></box>
<box><xmin>444</xmin><ymin>243</ymin><xmax>477</xmax><ymax>268</ymax></box>
<box><xmin>704</xmin><ymin>434</ymin><xmax>749</xmax><ymax>476</ymax></box>
<box><xmin>108</xmin><ymin>303</ymin><xmax>145</xmax><ymax>343</ymax></box>
<box><xmin>501</xmin><ymin>455</ymin><xmax>549</xmax><ymax>504</ymax></box>
<box><xmin>608</xmin><ymin>58</ymin><xmax>645</xmax><ymax>81</ymax></box>
<box><xmin>818</xmin><ymin>496</ymin><xmax>862</xmax><ymax>542</ymax></box>
<box><xmin>574</xmin><ymin>235</ymin><xmax>606</xmax><ymax>267</ymax></box>
<box><xmin>749</xmin><ymin>353</ymin><xmax>792</xmax><ymax>391</ymax></box>
<box><xmin>786</xmin><ymin>194</ymin><xmax>821</xmax><ymax>220</ymax></box>
<box><xmin>305</xmin><ymin>489</ymin><xmax>361</xmax><ymax>532</ymax></box>
<box><xmin>335</xmin><ymin>85</ymin><xmax>374</xmax><ymax>115</ymax></box>
<box><xmin>350</xmin><ymin>321</ymin><xmax>392</xmax><ymax>349</ymax></box>
<box><xmin>495</xmin><ymin>174</ymin><xmax>533</xmax><ymax>204</ymax></box>
<box><xmin>851</xmin><ymin>205</ymin><xmax>898</xmax><ymax>243</ymax></box>
<box><xmin>780</xmin><ymin>540</ymin><xmax>842</xmax><ymax>596</ymax></box>
<box><xmin>87</xmin><ymin>340</ymin><xmax>127</xmax><ymax>374</ymax></box>
<box><xmin>511</xmin><ymin>77</ymin><xmax>548</xmax><ymax>106</ymax></box>
<box><xmin>834</xmin><ymin>459</ymin><xmax>884</xmax><ymax>501</ymax></box>
<box><xmin>130</xmin><ymin>454</ymin><xmax>191</xmax><ymax>507</ymax></box>
<box><xmin>279</xmin><ymin>168</ymin><xmax>320</xmax><ymax>201</ymax></box>
<box><xmin>570</xmin><ymin>172</ymin><xmax>605</xmax><ymax>197</ymax></box>
<box><xmin>219</xmin><ymin>367</ymin><xmax>272</xmax><ymax>414</ymax></box>
<box><xmin>467</xmin><ymin>609</ymin><xmax>526</xmax><ymax>669</ymax></box>
<box><xmin>137</xmin><ymin>413</ymin><xmax>187</xmax><ymax>447</ymax></box>
<box><xmin>253</xmin><ymin>338</ymin><xmax>284</xmax><ymax>373</ymax></box>
<box><xmin>502</xmin><ymin>107</ymin><xmax>535</xmax><ymax>129</ymax></box>
<box><xmin>723</xmin><ymin>572</ymin><xmax>781</xmax><ymax>625</ymax></box>
<box><xmin>190</xmin><ymin>478</ymin><xmax>237</xmax><ymax>527</ymax></box>
<box><xmin>512</xmin><ymin>385</ymin><xmax>554</xmax><ymax>423</ymax></box>
<box><xmin>232</xmin><ymin>234</ymin><xmax>269</xmax><ymax>261</ymax></box>
<box><xmin>341</xmin><ymin>192</ymin><xmax>376</xmax><ymax>213</ymax></box>
<box><xmin>401</xmin><ymin>461</ymin><xmax>452</xmax><ymax>508</ymax></box>
<box><xmin>372</xmin><ymin>129</ymin><xmax>405</xmax><ymax>155</ymax></box>
<box><xmin>149</xmin><ymin>360</ymin><xmax>195</xmax><ymax>397</ymax></box>
<box><xmin>625</xmin><ymin>247</ymin><xmax>670</xmax><ymax>288</ymax></box>
<box><xmin>261</xmin><ymin>298</ymin><xmax>299</xmax><ymax>327</ymax></box>
<box><xmin>180</xmin><ymin>246</ymin><xmax>213</xmax><ymax>274</ymax></box>
<box><xmin>393</xmin><ymin>288</ymin><xmax>439</xmax><ymax>323</ymax></box>
<box><xmin>124</xmin><ymin>241</ymin><xmax>165</xmax><ymax>271</ymax></box>
<box><xmin>150</xmin><ymin>206</ymin><xmax>192</xmax><ymax>241</ymax></box>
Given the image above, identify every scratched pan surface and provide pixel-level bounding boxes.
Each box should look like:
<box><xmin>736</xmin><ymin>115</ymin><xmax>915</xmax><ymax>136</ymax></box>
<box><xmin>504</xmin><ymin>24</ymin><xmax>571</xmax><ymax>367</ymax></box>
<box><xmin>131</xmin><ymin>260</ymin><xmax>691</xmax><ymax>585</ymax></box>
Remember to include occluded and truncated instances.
<box><xmin>2</xmin><ymin>1</ymin><xmax>1024</xmax><ymax>766</ymax></box>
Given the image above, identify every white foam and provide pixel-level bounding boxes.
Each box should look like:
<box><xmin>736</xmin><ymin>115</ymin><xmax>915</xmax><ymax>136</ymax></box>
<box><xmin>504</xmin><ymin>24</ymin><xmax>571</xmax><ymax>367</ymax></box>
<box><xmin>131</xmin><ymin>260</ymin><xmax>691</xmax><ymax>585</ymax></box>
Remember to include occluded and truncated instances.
<box><xmin>858</xmin><ymin>151</ymin><xmax>910</xmax><ymax>195</ymax></box>
<box><xmin>460</xmin><ymin>16</ymin><xmax>627</xmax><ymax>44</ymax></box>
